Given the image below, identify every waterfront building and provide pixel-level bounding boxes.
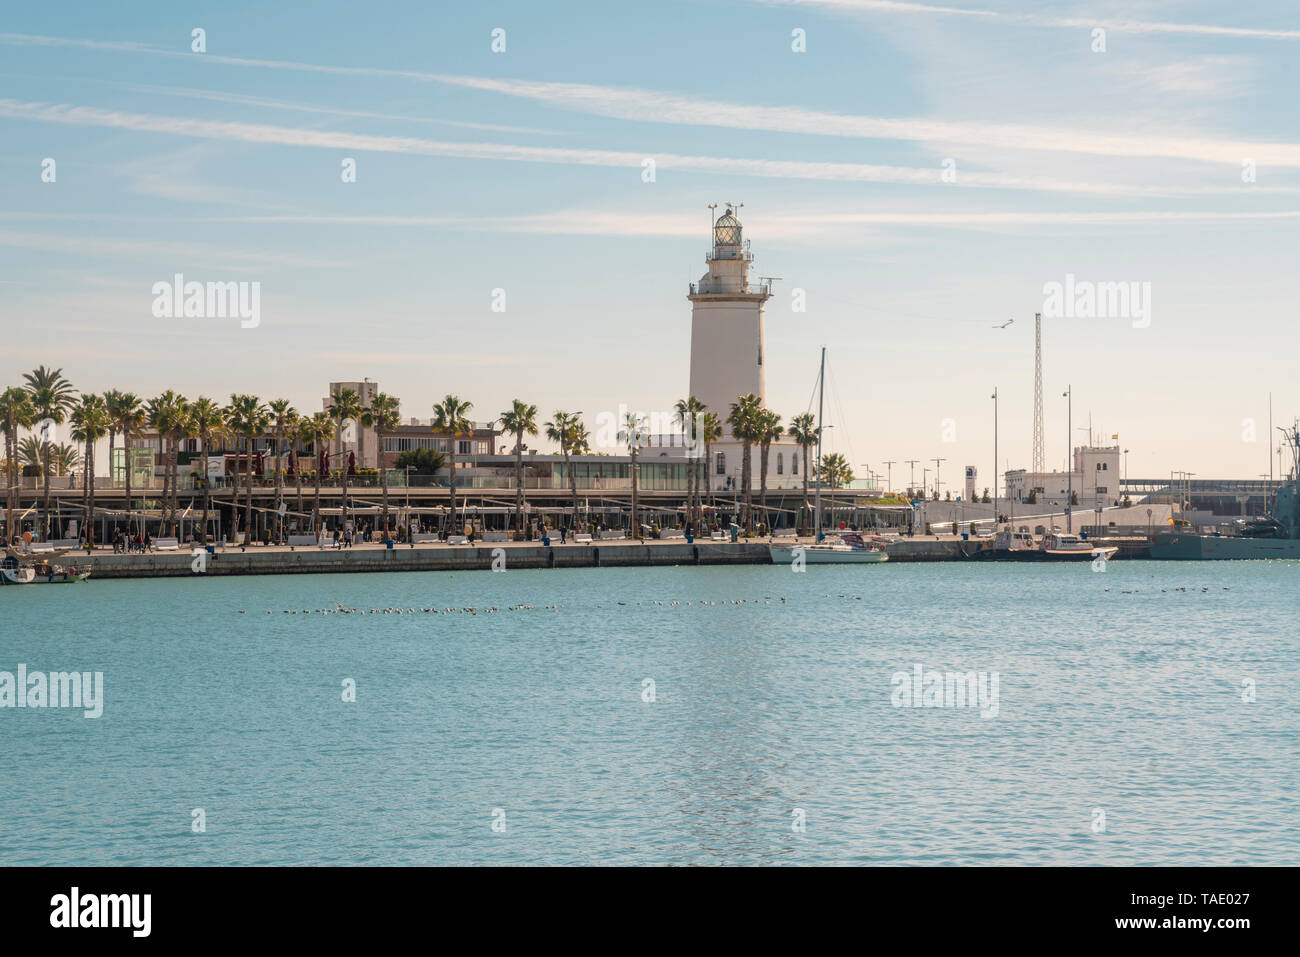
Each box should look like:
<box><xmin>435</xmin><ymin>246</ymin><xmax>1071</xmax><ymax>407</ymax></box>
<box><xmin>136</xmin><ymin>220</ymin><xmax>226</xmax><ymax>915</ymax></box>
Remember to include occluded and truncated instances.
<box><xmin>1005</xmin><ymin>443</ymin><xmax>1121</xmax><ymax>508</ymax></box>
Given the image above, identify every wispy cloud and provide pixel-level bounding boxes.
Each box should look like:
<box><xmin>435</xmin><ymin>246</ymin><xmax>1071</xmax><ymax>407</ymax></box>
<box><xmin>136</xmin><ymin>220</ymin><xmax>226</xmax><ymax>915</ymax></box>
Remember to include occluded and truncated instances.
<box><xmin>2</xmin><ymin>97</ymin><xmax>1293</xmax><ymax>195</ymax></box>
<box><xmin>0</xmin><ymin>227</ymin><xmax>339</xmax><ymax>270</ymax></box>
<box><xmin>753</xmin><ymin>0</ymin><xmax>1300</xmax><ymax>40</ymax></box>
<box><xmin>99</xmin><ymin>80</ymin><xmax>561</xmax><ymax>136</ymax></box>
<box><xmin>3</xmin><ymin>32</ymin><xmax>1295</xmax><ymax>167</ymax></box>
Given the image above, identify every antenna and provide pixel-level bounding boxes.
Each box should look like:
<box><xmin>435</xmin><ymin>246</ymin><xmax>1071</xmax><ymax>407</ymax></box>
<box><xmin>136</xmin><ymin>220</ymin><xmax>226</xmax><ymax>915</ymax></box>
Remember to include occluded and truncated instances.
<box><xmin>708</xmin><ymin>202</ymin><xmax>718</xmax><ymax>228</ymax></box>
<box><xmin>1033</xmin><ymin>312</ymin><xmax>1044</xmax><ymax>476</ymax></box>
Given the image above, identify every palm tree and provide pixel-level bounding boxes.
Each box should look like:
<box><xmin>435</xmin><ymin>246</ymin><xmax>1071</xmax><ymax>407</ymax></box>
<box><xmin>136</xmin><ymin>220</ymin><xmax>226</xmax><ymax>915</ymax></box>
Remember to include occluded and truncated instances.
<box><xmin>147</xmin><ymin>392</ymin><xmax>184</xmax><ymax>539</ymax></box>
<box><xmin>431</xmin><ymin>395</ymin><xmax>474</xmax><ymax>534</ymax></box>
<box><xmin>499</xmin><ymin>399</ymin><xmax>538</xmax><ymax>537</ymax></box>
<box><xmin>673</xmin><ymin>395</ymin><xmax>706</xmax><ymax>532</ymax></box>
<box><xmin>50</xmin><ymin>443</ymin><xmax>80</xmax><ymax>477</ymax></box>
<box><xmin>819</xmin><ymin>452</ymin><xmax>853</xmax><ymax>490</ymax></box>
<box><xmin>327</xmin><ymin>387</ymin><xmax>364</xmax><ymax>533</ymax></box>
<box><xmin>23</xmin><ymin>366</ymin><xmax>77</xmax><ymax>538</ymax></box>
<box><xmin>105</xmin><ymin>391</ymin><xmax>144</xmax><ymax>538</ymax></box>
<box><xmin>757</xmin><ymin>409</ymin><xmax>783</xmax><ymax>535</ymax></box>
<box><xmin>268</xmin><ymin>398</ymin><xmax>296</xmax><ymax>542</ymax></box>
<box><xmin>700</xmin><ymin>411</ymin><xmax>722</xmax><ymax>525</ymax></box>
<box><xmin>302</xmin><ymin>412</ymin><xmax>333</xmax><ymax>536</ymax></box>
<box><xmin>226</xmin><ymin>394</ymin><xmax>268</xmax><ymax>545</ymax></box>
<box><xmin>1</xmin><ymin>387</ymin><xmax>34</xmax><ymax>541</ymax></box>
<box><xmin>189</xmin><ymin>398</ymin><xmax>225</xmax><ymax>545</ymax></box>
<box><xmin>788</xmin><ymin>412</ymin><xmax>818</xmax><ymax>535</ymax></box>
<box><xmin>727</xmin><ymin>393</ymin><xmax>762</xmax><ymax>532</ymax></box>
<box><xmin>546</xmin><ymin>411</ymin><xmax>583</xmax><ymax>532</ymax></box>
<box><xmin>18</xmin><ymin>436</ymin><xmax>46</xmax><ymax>474</ymax></box>
<box><xmin>365</xmin><ymin>392</ymin><xmax>401</xmax><ymax>537</ymax></box>
<box><xmin>620</xmin><ymin>411</ymin><xmax>647</xmax><ymax>537</ymax></box>
<box><xmin>70</xmin><ymin>394</ymin><xmax>110</xmax><ymax>545</ymax></box>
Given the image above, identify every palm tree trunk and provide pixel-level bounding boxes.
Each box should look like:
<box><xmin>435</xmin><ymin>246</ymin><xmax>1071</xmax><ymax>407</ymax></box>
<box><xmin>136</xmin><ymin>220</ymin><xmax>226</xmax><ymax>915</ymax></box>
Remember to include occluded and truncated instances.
<box><xmin>243</xmin><ymin>436</ymin><xmax>254</xmax><ymax>545</ymax></box>
<box><xmin>759</xmin><ymin>444</ymin><xmax>769</xmax><ymax>534</ymax></box>
<box><xmin>514</xmin><ymin>431</ymin><xmax>523</xmax><ymax>534</ymax></box>
<box><xmin>447</xmin><ymin>445</ymin><xmax>458</xmax><ymax>534</ymax></box>
<box><xmin>273</xmin><ymin>430</ymin><xmax>283</xmax><ymax>543</ymax></box>
<box><xmin>801</xmin><ymin>446</ymin><xmax>810</xmax><ymax>535</ymax></box>
<box><xmin>742</xmin><ymin>443</ymin><xmax>753</xmax><ymax>532</ymax></box>
<box><xmin>295</xmin><ymin>447</ymin><xmax>304</xmax><ymax>522</ymax></box>
<box><xmin>81</xmin><ymin>441</ymin><xmax>90</xmax><ymax>542</ymax></box>
<box><xmin>123</xmin><ymin>437</ymin><xmax>133</xmax><ymax>541</ymax></box>
<box><xmin>41</xmin><ymin>444</ymin><xmax>51</xmax><ymax>539</ymax></box>
<box><xmin>312</xmin><ymin>451</ymin><xmax>321</xmax><ymax>536</ymax></box>
<box><xmin>565</xmin><ymin>444</ymin><xmax>579</xmax><ymax>531</ymax></box>
<box><xmin>380</xmin><ymin>447</ymin><xmax>390</xmax><ymax>538</ymax></box>
<box><xmin>88</xmin><ymin>442</ymin><xmax>97</xmax><ymax>546</ymax></box>
<box><xmin>630</xmin><ymin>449</ymin><xmax>638</xmax><ymax>537</ymax></box>
<box><xmin>199</xmin><ymin>436</ymin><xmax>210</xmax><ymax>545</ymax></box>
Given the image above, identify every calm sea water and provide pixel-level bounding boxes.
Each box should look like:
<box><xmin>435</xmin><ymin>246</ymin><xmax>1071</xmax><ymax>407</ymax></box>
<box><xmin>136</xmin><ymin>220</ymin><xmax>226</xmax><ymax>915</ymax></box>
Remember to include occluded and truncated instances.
<box><xmin>1</xmin><ymin>560</ymin><xmax>1296</xmax><ymax>866</ymax></box>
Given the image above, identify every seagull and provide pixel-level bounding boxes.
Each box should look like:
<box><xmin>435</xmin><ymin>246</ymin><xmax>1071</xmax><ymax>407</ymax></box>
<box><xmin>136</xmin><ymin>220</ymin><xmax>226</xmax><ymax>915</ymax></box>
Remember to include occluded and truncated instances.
<box><xmin>993</xmin><ymin>319</ymin><xmax>1014</xmax><ymax>328</ymax></box>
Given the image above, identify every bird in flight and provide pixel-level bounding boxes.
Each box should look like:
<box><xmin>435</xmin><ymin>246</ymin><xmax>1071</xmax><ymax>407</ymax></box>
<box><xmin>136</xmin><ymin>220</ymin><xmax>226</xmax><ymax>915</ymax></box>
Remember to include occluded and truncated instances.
<box><xmin>993</xmin><ymin>319</ymin><xmax>1014</xmax><ymax>328</ymax></box>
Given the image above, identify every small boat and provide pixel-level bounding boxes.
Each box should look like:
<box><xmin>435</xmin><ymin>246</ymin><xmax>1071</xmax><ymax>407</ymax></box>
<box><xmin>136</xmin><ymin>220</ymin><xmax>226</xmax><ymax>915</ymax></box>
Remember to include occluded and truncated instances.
<box><xmin>770</xmin><ymin>533</ymin><xmax>889</xmax><ymax>565</ymax></box>
<box><xmin>1038</xmin><ymin>531</ymin><xmax>1116</xmax><ymax>562</ymax></box>
<box><xmin>1</xmin><ymin>554</ymin><xmax>92</xmax><ymax>585</ymax></box>
<box><xmin>978</xmin><ymin>527</ymin><xmax>1115</xmax><ymax>562</ymax></box>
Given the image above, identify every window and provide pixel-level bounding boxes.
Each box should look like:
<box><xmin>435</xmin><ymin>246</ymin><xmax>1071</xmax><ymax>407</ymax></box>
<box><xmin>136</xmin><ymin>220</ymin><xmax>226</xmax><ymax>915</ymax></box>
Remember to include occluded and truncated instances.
<box><xmin>792</xmin><ymin>455</ymin><xmax>797</xmax><ymax>475</ymax></box>
<box><xmin>1096</xmin><ymin>486</ymin><xmax>1108</xmax><ymax>494</ymax></box>
<box><xmin>716</xmin><ymin>452</ymin><xmax>726</xmax><ymax>475</ymax></box>
<box><xmin>457</xmin><ymin>440</ymin><xmax>472</xmax><ymax>455</ymax></box>
<box><xmin>777</xmin><ymin>452</ymin><xmax>784</xmax><ymax>475</ymax></box>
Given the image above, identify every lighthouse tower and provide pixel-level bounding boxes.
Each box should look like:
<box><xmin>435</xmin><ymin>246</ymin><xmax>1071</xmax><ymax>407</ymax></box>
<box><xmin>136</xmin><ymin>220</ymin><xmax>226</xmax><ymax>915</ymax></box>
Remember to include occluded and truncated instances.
<box><xmin>688</xmin><ymin>205</ymin><xmax>772</xmax><ymax>419</ymax></box>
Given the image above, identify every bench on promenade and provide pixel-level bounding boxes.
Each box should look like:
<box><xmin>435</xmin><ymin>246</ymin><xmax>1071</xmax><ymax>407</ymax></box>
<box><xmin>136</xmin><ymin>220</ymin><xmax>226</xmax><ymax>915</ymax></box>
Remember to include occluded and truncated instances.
<box><xmin>27</xmin><ymin>542</ymin><xmax>56</xmax><ymax>554</ymax></box>
<box><xmin>287</xmin><ymin>534</ymin><xmax>319</xmax><ymax>548</ymax></box>
<box><xmin>50</xmin><ymin>538</ymin><xmax>82</xmax><ymax>550</ymax></box>
<box><xmin>153</xmin><ymin>538</ymin><xmax>180</xmax><ymax>551</ymax></box>
<box><xmin>597</xmin><ymin>530</ymin><xmax>627</xmax><ymax>540</ymax></box>
<box><xmin>573</xmin><ymin>534</ymin><xmax>593</xmax><ymax>544</ymax></box>
<box><xmin>410</xmin><ymin>533</ymin><xmax>440</xmax><ymax>544</ymax></box>
<box><xmin>771</xmin><ymin>528</ymin><xmax>797</xmax><ymax>538</ymax></box>
<box><xmin>446</xmin><ymin>535</ymin><xmax>468</xmax><ymax>545</ymax></box>
<box><xmin>657</xmin><ymin>529</ymin><xmax>685</xmax><ymax>540</ymax></box>
<box><xmin>709</xmin><ymin>531</ymin><xmax>727</xmax><ymax>541</ymax></box>
<box><xmin>482</xmin><ymin>531</ymin><xmax>508</xmax><ymax>543</ymax></box>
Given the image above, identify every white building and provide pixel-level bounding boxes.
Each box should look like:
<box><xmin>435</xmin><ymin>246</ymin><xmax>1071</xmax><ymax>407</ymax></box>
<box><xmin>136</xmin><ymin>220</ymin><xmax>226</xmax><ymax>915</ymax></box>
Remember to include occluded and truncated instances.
<box><xmin>679</xmin><ymin>205</ymin><xmax>801</xmax><ymax>492</ymax></box>
<box><xmin>1005</xmin><ymin>444</ymin><xmax>1122</xmax><ymax>508</ymax></box>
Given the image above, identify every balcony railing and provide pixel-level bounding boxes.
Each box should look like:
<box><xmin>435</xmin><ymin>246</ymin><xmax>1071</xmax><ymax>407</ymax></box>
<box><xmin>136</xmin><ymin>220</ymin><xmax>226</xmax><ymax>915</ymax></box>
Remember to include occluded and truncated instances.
<box><xmin>689</xmin><ymin>281</ymin><xmax>771</xmax><ymax>296</ymax></box>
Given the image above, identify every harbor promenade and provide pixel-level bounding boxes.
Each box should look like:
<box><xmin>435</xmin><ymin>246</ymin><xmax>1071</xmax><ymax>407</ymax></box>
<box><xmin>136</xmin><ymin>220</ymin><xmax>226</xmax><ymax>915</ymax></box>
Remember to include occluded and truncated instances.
<box><xmin>65</xmin><ymin>535</ymin><xmax>996</xmax><ymax>579</ymax></box>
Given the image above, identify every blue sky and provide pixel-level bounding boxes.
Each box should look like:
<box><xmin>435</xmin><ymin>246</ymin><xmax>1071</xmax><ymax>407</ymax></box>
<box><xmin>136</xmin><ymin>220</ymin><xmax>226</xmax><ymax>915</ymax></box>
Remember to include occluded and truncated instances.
<box><xmin>2</xmin><ymin>0</ymin><xmax>1298</xmax><ymax>484</ymax></box>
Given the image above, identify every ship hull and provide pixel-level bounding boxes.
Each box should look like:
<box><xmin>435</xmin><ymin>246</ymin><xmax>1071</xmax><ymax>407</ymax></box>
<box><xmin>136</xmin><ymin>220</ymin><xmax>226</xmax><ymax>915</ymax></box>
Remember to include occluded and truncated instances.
<box><xmin>1149</xmin><ymin>532</ymin><xmax>1300</xmax><ymax>560</ymax></box>
<box><xmin>769</xmin><ymin>546</ymin><xmax>888</xmax><ymax>564</ymax></box>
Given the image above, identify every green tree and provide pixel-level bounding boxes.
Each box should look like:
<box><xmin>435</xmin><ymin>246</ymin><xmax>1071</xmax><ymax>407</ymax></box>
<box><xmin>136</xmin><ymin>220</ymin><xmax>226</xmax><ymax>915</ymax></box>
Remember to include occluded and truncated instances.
<box><xmin>327</xmin><ymin>387</ymin><xmax>364</xmax><ymax>533</ymax></box>
<box><xmin>104</xmin><ymin>391</ymin><xmax>145</xmax><ymax>537</ymax></box>
<box><xmin>757</xmin><ymin>408</ymin><xmax>783</xmax><ymax>534</ymax></box>
<box><xmin>620</xmin><ymin>411</ymin><xmax>648</xmax><ymax>537</ymax></box>
<box><xmin>673</xmin><ymin>396</ymin><xmax>706</xmax><ymax>530</ymax></box>
<box><xmin>226</xmin><ymin>394</ymin><xmax>268</xmax><ymax>545</ymax></box>
<box><xmin>727</xmin><ymin>393</ymin><xmax>763</xmax><ymax>532</ymax></box>
<box><xmin>23</xmin><ymin>366</ymin><xmax>78</xmax><ymax>538</ymax></box>
<box><xmin>432</xmin><ymin>395</ymin><xmax>473</xmax><ymax>534</ymax></box>
<box><xmin>189</xmin><ymin>398</ymin><xmax>226</xmax><ymax>545</ymax></box>
<box><xmin>499</xmin><ymin>399</ymin><xmax>538</xmax><ymax>536</ymax></box>
<box><xmin>787</xmin><ymin>412</ymin><xmax>818</xmax><ymax>535</ymax></box>
<box><xmin>69</xmin><ymin>394</ymin><xmax>110</xmax><ymax>545</ymax></box>
<box><xmin>0</xmin><ymin>387</ymin><xmax>34</xmax><ymax>539</ymax></box>
<box><xmin>366</xmin><ymin>392</ymin><xmax>401</xmax><ymax>536</ymax></box>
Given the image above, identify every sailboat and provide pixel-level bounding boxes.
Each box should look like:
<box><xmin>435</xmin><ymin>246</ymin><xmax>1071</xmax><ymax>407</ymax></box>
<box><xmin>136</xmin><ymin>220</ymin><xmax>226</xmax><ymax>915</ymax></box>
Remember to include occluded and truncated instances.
<box><xmin>768</xmin><ymin>347</ymin><xmax>889</xmax><ymax>565</ymax></box>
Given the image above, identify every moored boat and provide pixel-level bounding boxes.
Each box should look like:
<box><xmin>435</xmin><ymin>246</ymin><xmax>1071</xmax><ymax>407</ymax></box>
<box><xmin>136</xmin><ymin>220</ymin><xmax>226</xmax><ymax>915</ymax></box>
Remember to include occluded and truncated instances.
<box><xmin>769</xmin><ymin>533</ymin><xmax>889</xmax><ymax>565</ymax></box>
<box><xmin>1</xmin><ymin>554</ymin><xmax>92</xmax><ymax>585</ymax></box>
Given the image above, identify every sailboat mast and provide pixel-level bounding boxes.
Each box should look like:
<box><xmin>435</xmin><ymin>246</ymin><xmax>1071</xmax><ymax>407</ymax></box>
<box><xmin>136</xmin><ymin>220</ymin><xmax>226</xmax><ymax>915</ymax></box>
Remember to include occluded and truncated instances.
<box><xmin>814</xmin><ymin>346</ymin><xmax>825</xmax><ymax>539</ymax></box>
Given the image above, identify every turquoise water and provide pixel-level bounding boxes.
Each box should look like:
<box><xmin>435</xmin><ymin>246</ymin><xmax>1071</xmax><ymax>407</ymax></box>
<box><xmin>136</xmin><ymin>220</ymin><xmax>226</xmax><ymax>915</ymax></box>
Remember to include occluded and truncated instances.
<box><xmin>1</xmin><ymin>560</ymin><xmax>1296</xmax><ymax>866</ymax></box>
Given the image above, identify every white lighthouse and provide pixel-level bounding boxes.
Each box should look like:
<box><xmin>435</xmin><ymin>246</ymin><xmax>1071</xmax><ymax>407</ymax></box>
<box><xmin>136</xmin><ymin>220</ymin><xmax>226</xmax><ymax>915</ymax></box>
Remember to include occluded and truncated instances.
<box><xmin>688</xmin><ymin>205</ymin><xmax>772</xmax><ymax>419</ymax></box>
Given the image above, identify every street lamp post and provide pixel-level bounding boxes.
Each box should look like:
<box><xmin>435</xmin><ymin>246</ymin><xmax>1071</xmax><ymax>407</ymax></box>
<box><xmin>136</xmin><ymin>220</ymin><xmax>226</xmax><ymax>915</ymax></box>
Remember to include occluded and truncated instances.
<box><xmin>991</xmin><ymin>388</ymin><xmax>998</xmax><ymax>530</ymax></box>
<box><xmin>1063</xmin><ymin>384</ymin><xmax>1073</xmax><ymax>531</ymax></box>
<box><xmin>883</xmin><ymin>460</ymin><xmax>895</xmax><ymax>495</ymax></box>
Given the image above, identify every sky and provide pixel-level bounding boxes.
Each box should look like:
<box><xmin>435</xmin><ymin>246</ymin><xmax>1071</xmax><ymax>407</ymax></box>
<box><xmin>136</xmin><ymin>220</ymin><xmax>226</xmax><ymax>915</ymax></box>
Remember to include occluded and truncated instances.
<box><xmin>2</xmin><ymin>0</ymin><xmax>1298</xmax><ymax>487</ymax></box>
